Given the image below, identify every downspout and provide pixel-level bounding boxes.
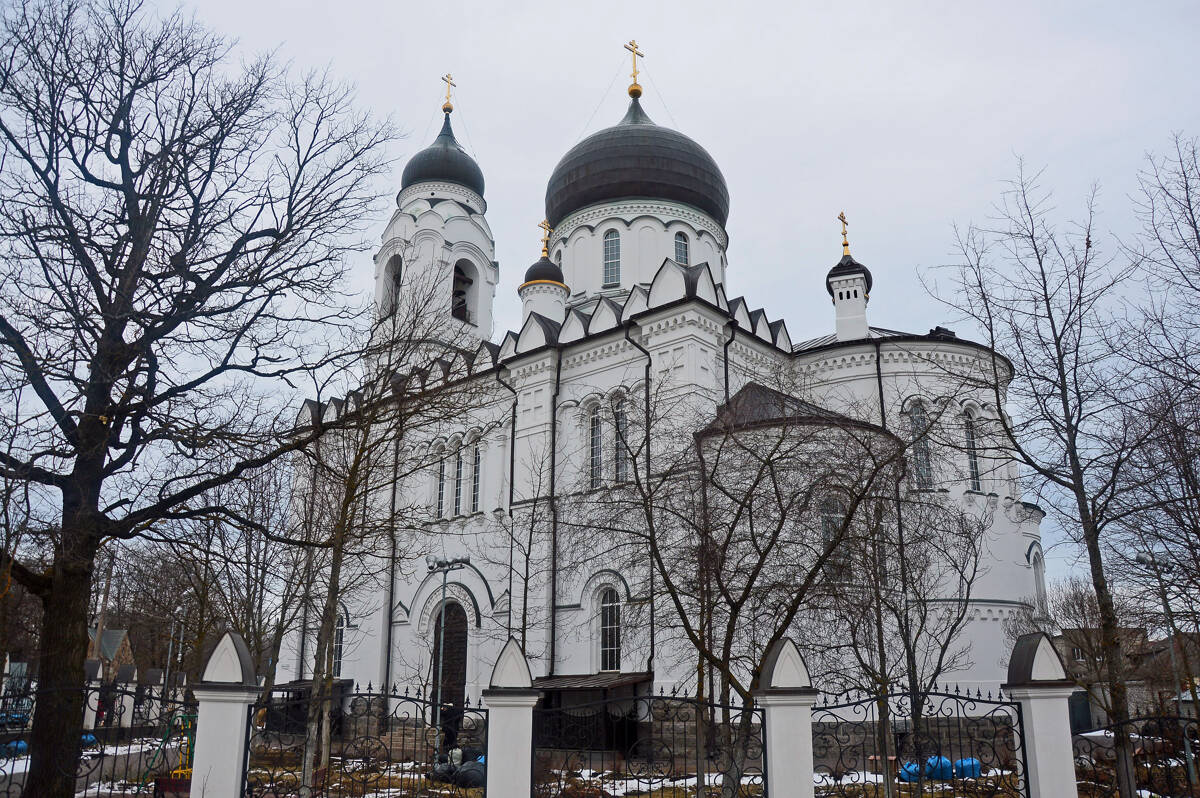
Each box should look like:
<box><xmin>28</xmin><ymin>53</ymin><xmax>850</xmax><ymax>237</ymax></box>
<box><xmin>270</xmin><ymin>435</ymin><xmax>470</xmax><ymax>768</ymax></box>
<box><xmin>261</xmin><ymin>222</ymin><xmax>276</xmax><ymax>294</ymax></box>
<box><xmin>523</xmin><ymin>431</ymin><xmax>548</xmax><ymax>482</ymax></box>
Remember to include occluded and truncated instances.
<box><xmin>723</xmin><ymin>321</ymin><xmax>738</xmax><ymax>404</ymax></box>
<box><xmin>548</xmin><ymin>349</ymin><xmax>565</xmax><ymax>675</ymax></box>
<box><xmin>624</xmin><ymin>322</ymin><xmax>655</xmax><ymax>671</ymax></box>
<box><xmin>382</xmin><ymin>436</ymin><xmax>399</xmax><ymax>687</ymax></box>
<box><xmin>494</xmin><ymin>368</ymin><xmax>519</xmax><ymax>638</ymax></box>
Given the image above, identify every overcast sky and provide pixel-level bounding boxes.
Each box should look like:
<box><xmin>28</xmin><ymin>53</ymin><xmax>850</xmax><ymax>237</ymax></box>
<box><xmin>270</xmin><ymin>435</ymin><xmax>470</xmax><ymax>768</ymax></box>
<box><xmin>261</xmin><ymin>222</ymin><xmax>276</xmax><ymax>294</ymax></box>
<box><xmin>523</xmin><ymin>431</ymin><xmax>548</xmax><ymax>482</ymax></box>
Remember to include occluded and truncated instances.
<box><xmin>190</xmin><ymin>0</ymin><xmax>1199</xmax><ymax>578</ymax></box>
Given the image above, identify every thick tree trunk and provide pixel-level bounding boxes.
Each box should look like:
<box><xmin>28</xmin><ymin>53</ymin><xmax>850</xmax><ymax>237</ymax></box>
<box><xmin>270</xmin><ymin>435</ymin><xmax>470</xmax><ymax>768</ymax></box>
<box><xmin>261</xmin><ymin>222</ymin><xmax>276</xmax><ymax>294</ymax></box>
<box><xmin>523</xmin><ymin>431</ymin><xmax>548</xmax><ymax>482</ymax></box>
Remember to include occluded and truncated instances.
<box><xmin>25</xmin><ymin>527</ymin><xmax>98</xmax><ymax>798</ymax></box>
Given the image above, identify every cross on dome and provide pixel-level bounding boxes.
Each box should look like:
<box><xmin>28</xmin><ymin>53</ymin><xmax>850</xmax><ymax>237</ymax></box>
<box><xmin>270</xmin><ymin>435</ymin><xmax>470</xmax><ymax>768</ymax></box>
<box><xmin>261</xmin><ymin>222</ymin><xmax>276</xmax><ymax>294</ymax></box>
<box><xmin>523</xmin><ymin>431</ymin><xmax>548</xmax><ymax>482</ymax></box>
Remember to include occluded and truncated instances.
<box><xmin>624</xmin><ymin>40</ymin><xmax>644</xmax><ymax>98</ymax></box>
<box><xmin>441</xmin><ymin>74</ymin><xmax>456</xmax><ymax>113</ymax></box>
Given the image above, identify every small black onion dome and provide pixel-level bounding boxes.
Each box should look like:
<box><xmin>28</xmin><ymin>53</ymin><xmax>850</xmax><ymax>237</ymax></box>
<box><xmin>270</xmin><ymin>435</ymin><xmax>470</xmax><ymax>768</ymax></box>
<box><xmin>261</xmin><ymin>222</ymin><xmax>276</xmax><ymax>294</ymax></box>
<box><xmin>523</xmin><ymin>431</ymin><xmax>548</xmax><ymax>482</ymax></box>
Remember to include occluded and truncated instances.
<box><xmin>545</xmin><ymin>98</ymin><xmax>729</xmax><ymax>228</ymax></box>
<box><xmin>825</xmin><ymin>253</ymin><xmax>874</xmax><ymax>296</ymax></box>
<box><xmin>522</xmin><ymin>255</ymin><xmax>565</xmax><ymax>286</ymax></box>
<box><xmin>401</xmin><ymin>113</ymin><xmax>485</xmax><ymax>197</ymax></box>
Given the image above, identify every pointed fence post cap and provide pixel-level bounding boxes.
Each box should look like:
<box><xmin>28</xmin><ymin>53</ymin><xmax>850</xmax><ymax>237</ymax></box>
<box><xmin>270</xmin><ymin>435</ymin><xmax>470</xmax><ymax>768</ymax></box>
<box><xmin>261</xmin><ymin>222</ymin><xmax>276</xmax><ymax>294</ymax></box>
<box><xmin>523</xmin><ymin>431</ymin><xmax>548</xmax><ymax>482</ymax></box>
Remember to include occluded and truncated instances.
<box><xmin>202</xmin><ymin>630</ymin><xmax>257</xmax><ymax>685</ymax></box>
<box><xmin>490</xmin><ymin>638</ymin><xmax>533</xmax><ymax>689</ymax></box>
<box><xmin>1006</xmin><ymin>632</ymin><xmax>1068</xmax><ymax>684</ymax></box>
<box><xmin>761</xmin><ymin>638</ymin><xmax>811</xmax><ymax>689</ymax></box>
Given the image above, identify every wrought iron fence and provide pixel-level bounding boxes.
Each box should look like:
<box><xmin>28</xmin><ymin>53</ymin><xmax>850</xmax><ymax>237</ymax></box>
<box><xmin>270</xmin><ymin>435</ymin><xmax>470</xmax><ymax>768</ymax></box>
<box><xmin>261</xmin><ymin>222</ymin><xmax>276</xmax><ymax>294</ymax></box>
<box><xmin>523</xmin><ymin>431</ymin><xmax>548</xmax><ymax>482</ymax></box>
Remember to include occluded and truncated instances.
<box><xmin>244</xmin><ymin>683</ymin><xmax>488</xmax><ymax>797</ymax></box>
<box><xmin>1073</xmin><ymin>715</ymin><xmax>1200</xmax><ymax>798</ymax></box>
<box><xmin>0</xmin><ymin>683</ymin><xmax>196</xmax><ymax>797</ymax></box>
<box><xmin>811</xmin><ymin>686</ymin><xmax>1028</xmax><ymax>797</ymax></box>
<box><xmin>531</xmin><ymin>690</ymin><xmax>766</xmax><ymax>797</ymax></box>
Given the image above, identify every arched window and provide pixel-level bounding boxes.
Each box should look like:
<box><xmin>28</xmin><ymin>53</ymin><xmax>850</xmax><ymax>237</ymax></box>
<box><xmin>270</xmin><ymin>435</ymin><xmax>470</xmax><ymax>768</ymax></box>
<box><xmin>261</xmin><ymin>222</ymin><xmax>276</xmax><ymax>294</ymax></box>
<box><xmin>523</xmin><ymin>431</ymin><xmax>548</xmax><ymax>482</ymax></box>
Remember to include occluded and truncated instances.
<box><xmin>471</xmin><ymin>443</ymin><xmax>481</xmax><ymax>513</ymax></box>
<box><xmin>907</xmin><ymin>403</ymin><xmax>933</xmax><ymax>489</ymax></box>
<box><xmin>333</xmin><ymin>610</ymin><xmax>347</xmax><ymax>677</ymax></box>
<box><xmin>674</xmin><ymin>231</ymin><xmax>689</xmax><ymax>265</ymax></box>
<box><xmin>589</xmin><ymin>408</ymin><xmax>603</xmax><ymax>489</ymax></box>
<box><xmin>599</xmin><ymin>588</ymin><xmax>621</xmax><ymax>671</ymax></box>
<box><xmin>1032</xmin><ymin>552</ymin><xmax>1048</xmax><ymax>615</ymax></box>
<box><xmin>383</xmin><ymin>254</ymin><xmax>403</xmax><ymax>315</ymax></box>
<box><xmin>613</xmin><ymin>399</ymin><xmax>630</xmax><ymax>482</ymax></box>
<box><xmin>964</xmin><ymin>413</ymin><xmax>982</xmax><ymax>492</ymax></box>
<box><xmin>555</xmin><ymin>249</ymin><xmax>563</xmax><ymax>266</ymax></box>
<box><xmin>454</xmin><ymin>449</ymin><xmax>464</xmax><ymax>515</ymax></box>
<box><xmin>451</xmin><ymin>261</ymin><xmax>476</xmax><ymax>324</ymax></box>
<box><xmin>436</xmin><ymin>456</ymin><xmax>446</xmax><ymax>517</ymax></box>
<box><xmin>602</xmin><ymin>230</ymin><xmax>621</xmax><ymax>286</ymax></box>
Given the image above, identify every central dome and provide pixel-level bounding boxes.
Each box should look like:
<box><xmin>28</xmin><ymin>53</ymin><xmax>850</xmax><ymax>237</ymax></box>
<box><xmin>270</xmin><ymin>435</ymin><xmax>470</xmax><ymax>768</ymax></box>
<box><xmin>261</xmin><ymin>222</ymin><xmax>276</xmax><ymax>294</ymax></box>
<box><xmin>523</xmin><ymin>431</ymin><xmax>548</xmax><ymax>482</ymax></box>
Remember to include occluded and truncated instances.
<box><xmin>545</xmin><ymin>98</ymin><xmax>729</xmax><ymax>228</ymax></box>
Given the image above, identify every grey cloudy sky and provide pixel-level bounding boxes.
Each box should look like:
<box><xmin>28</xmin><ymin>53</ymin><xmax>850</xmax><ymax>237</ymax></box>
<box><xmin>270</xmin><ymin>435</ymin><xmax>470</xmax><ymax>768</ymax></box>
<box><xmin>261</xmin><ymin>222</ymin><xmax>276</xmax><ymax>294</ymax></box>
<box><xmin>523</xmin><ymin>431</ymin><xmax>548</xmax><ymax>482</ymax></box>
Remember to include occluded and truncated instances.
<box><xmin>192</xmin><ymin>0</ymin><xmax>1199</xmax><ymax>576</ymax></box>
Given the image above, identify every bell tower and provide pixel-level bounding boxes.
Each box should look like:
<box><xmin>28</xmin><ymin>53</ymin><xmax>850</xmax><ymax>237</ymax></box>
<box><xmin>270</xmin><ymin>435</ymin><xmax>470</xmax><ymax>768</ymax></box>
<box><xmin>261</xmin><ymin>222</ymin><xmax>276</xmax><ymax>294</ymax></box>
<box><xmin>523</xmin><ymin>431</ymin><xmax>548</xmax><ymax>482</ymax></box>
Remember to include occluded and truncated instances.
<box><xmin>374</xmin><ymin>77</ymin><xmax>497</xmax><ymax>339</ymax></box>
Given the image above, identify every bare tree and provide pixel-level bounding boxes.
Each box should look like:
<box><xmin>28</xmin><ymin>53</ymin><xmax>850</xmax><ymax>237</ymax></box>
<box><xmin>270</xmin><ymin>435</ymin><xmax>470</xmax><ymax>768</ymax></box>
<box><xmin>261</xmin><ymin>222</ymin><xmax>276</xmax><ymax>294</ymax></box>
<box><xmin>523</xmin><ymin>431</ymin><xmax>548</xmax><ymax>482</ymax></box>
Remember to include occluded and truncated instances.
<box><xmin>937</xmin><ymin>163</ymin><xmax>1152</xmax><ymax>797</ymax></box>
<box><xmin>0</xmin><ymin>1</ymin><xmax>395</xmax><ymax>791</ymax></box>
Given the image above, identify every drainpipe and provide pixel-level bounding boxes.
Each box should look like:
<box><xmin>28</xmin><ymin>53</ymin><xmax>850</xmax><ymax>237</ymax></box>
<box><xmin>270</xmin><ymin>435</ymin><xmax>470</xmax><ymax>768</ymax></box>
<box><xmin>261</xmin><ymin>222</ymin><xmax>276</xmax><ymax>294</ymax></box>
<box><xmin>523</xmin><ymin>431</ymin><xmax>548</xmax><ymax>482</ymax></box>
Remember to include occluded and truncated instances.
<box><xmin>723</xmin><ymin>321</ymin><xmax>739</xmax><ymax>404</ymax></box>
<box><xmin>382</xmin><ymin>435</ymin><xmax>399</xmax><ymax>687</ymax></box>
<box><xmin>494</xmin><ymin>368</ymin><xmax>519</xmax><ymax>639</ymax></box>
<box><xmin>547</xmin><ymin>349</ymin><xmax>564</xmax><ymax>675</ymax></box>
<box><xmin>623</xmin><ymin>322</ymin><xmax>655</xmax><ymax>672</ymax></box>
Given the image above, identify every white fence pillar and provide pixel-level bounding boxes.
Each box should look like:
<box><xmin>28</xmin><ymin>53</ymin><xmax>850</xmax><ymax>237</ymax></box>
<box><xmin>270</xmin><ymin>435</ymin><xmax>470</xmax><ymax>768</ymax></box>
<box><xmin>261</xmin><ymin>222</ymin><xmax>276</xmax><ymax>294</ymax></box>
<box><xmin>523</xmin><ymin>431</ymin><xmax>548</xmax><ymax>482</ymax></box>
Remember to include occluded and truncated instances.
<box><xmin>482</xmin><ymin>638</ymin><xmax>540</xmax><ymax>798</ymax></box>
<box><xmin>191</xmin><ymin>631</ymin><xmax>259</xmax><ymax>798</ymax></box>
<box><xmin>115</xmin><ymin>665</ymin><xmax>137</xmax><ymax>728</ymax></box>
<box><xmin>754</xmin><ymin>638</ymin><xmax>817</xmax><ymax>798</ymax></box>
<box><xmin>1004</xmin><ymin>632</ymin><xmax>1079</xmax><ymax>798</ymax></box>
<box><xmin>82</xmin><ymin>659</ymin><xmax>101</xmax><ymax>729</ymax></box>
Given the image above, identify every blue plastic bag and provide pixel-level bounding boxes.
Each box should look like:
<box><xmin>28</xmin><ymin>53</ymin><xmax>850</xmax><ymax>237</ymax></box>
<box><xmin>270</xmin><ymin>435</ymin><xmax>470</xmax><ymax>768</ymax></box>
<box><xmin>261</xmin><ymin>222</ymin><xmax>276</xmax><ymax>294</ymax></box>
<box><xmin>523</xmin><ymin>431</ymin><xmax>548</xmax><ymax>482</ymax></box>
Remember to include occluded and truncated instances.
<box><xmin>925</xmin><ymin>756</ymin><xmax>953</xmax><ymax>779</ymax></box>
<box><xmin>954</xmin><ymin>757</ymin><xmax>982</xmax><ymax>778</ymax></box>
<box><xmin>899</xmin><ymin>762</ymin><xmax>921</xmax><ymax>782</ymax></box>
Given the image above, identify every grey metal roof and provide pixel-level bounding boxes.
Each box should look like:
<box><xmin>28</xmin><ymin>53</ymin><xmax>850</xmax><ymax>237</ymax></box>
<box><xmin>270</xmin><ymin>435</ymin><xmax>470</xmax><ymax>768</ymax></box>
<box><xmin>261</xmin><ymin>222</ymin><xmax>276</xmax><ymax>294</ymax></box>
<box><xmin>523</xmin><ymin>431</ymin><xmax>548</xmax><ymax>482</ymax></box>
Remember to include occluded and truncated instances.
<box><xmin>87</xmin><ymin>627</ymin><xmax>128</xmax><ymax>662</ymax></box>
<box><xmin>791</xmin><ymin>326</ymin><xmax>912</xmax><ymax>352</ymax></box>
<box><xmin>701</xmin><ymin>382</ymin><xmax>852</xmax><ymax>435</ymax></box>
<box><xmin>401</xmin><ymin>113</ymin><xmax>485</xmax><ymax>196</ymax></box>
<box><xmin>545</xmin><ymin>98</ymin><xmax>729</xmax><ymax>227</ymax></box>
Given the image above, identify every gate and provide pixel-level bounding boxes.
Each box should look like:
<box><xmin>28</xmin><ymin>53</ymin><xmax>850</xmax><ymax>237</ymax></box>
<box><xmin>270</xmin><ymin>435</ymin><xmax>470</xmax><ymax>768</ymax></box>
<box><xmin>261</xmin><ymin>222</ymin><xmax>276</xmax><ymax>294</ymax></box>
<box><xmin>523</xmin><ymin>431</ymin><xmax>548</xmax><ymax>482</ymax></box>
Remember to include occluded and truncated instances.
<box><xmin>243</xmin><ymin>684</ymin><xmax>489</xmax><ymax>797</ymax></box>
<box><xmin>0</xmin><ymin>682</ymin><xmax>196</xmax><ymax>796</ymax></box>
<box><xmin>812</xmin><ymin>686</ymin><xmax>1029</xmax><ymax>797</ymax></box>
<box><xmin>531</xmin><ymin>691</ymin><xmax>766</xmax><ymax>797</ymax></box>
<box><xmin>1074</xmin><ymin>715</ymin><xmax>1200</xmax><ymax>798</ymax></box>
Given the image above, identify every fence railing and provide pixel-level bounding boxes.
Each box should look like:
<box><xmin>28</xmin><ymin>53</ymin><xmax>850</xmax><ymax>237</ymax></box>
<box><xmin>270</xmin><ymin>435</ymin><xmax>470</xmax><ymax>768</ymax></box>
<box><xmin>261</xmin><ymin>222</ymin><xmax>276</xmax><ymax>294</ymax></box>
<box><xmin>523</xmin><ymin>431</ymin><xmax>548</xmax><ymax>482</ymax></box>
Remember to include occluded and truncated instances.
<box><xmin>531</xmin><ymin>691</ymin><xmax>766</xmax><ymax>797</ymax></box>
<box><xmin>1073</xmin><ymin>715</ymin><xmax>1200</xmax><ymax>798</ymax></box>
<box><xmin>244</xmin><ymin>684</ymin><xmax>488</xmax><ymax>797</ymax></box>
<box><xmin>0</xmin><ymin>684</ymin><xmax>195</xmax><ymax>797</ymax></box>
<box><xmin>812</xmin><ymin>687</ymin><xmax>1029</xmax><ymax>798</ymax></box>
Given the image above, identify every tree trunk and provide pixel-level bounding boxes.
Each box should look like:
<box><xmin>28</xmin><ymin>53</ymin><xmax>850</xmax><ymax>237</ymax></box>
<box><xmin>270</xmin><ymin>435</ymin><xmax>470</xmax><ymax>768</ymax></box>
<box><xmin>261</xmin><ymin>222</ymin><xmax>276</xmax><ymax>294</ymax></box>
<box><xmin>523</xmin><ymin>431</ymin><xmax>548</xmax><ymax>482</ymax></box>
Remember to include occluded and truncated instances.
<box><xmin>25</xmin><ymin>527</ymin><xmax>98</xmax><ymax>798</ymax></box>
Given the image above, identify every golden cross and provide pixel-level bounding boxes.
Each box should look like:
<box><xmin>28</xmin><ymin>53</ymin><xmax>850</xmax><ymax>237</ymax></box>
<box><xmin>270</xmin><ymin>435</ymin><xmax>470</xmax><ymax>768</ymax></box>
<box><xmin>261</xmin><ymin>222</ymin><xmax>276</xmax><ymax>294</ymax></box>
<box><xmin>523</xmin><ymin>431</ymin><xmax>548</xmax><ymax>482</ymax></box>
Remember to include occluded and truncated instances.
<box><xmin>538</xmin><ymin>219</ymin><xmax>553</xmax><ymax>257</ymax></box>
<box><xmin>838</xmin><ymin>211</ymin><xmax>850</xmax><ymax>255</ymax></box>
<box><xmin>625</xmin><ymin>39</ymin><xmax>644</xmax><ymax>86</ymax></box>
<box><xmin>441</xmin><ymin>74</ymin><xmax>456</xmax><ymax>112</ymax></box>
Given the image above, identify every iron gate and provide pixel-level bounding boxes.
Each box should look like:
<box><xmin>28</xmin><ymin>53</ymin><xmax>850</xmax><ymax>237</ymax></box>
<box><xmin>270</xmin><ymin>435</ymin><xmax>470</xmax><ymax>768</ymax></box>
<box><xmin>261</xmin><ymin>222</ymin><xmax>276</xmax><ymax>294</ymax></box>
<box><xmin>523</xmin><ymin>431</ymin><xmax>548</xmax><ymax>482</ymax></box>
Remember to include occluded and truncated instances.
<box><xmin>243</xmin><ymin>683</ymin><xmax>489</xmax><ymax>797</ymax></box>
<box><xmin>812</xmin><ymin>686</ymin><xmax>1029</xmax><ymax>797</ymax></box>
<box><xmin>531</xmin><ymin>690</ymin><xmax>766</xmax><ymax>797</ymax></box>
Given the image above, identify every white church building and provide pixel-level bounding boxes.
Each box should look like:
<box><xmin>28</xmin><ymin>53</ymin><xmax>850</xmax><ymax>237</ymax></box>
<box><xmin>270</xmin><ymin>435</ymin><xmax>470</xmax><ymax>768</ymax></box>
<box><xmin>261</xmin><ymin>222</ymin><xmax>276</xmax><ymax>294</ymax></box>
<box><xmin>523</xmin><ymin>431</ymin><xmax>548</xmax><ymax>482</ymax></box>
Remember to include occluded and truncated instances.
<box><xmin>276</xmin><ymin>66</ymin><xmax>1049</xmax><ymax>709</ymax></box>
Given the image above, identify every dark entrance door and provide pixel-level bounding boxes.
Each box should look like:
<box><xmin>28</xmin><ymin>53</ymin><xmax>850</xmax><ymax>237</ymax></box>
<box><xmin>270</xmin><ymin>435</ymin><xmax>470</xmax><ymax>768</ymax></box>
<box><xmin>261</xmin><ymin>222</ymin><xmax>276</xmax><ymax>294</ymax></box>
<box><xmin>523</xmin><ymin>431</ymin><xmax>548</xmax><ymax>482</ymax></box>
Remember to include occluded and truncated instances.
<box><xmin>430</xmin><ymin>602</ymin><xmax>468</xmax><ymax>749</ymax></box>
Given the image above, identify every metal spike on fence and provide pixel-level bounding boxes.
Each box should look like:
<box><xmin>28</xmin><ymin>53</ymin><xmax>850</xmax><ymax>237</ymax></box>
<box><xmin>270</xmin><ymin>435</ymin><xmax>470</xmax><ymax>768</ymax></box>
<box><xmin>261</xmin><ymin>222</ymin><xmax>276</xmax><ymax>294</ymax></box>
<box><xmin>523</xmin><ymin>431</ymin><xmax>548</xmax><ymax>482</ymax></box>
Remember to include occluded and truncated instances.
<box><xmin>954</xmin><ymin>684</ymin><xmax>961</xmax><ymax>695</ymax></box>
<box><xmin>660</xmin><ymin>686</ymin><xmax>665</xmax><ymax>696</ymax></box>
<box><xmin>367</xmin><ymin>681</ymin><xmax>373</xmax><ymax>693</ymax></box>
<box><xmin>391</xmin><ymin>683</ymin><xmax>398</xmax><ymax>695</ymax></box>
<box><xmin>976</xmin><ymin>688</ymin><xmax>982</xmax><ymax>698</ymax></box>
<box><xmin>404</xmin><ymin>686</ymin><xmax>409</xmax><ymax>697</ymax></box>
<box><xmin>987</xmin><ymin>690</ymin><xmax>992</xmax><ymax>700</ymax></box>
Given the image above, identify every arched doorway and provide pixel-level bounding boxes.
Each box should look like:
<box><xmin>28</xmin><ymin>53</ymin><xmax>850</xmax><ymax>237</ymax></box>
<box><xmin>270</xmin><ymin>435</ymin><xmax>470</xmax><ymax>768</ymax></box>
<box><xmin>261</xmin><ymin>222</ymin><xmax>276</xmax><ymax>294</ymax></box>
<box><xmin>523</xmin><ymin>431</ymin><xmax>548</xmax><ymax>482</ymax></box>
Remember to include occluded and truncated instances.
<box><xmin>430</xmin><ymin>601</ymin><xmax>468</xmax><ymax>748</ymax></box>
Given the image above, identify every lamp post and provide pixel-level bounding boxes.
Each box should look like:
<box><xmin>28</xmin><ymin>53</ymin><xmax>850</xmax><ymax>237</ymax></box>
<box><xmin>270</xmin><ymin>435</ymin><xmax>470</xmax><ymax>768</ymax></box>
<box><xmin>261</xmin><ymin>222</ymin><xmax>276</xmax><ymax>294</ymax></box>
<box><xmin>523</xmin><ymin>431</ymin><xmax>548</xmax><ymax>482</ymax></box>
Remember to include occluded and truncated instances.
<box><xmin>1136</xmin><ymin>551</ymin><xmax>1197</xmax><ymax>786</ymax></box>
<box><xmin>427</xmin><ymin>554</ymin><xmax>469</xmax><ymax>757</ymax></box>
<box><xmin>161</xmin><ymin>605</ymin><xmax>183</xmax><ymax>722</ymax></box>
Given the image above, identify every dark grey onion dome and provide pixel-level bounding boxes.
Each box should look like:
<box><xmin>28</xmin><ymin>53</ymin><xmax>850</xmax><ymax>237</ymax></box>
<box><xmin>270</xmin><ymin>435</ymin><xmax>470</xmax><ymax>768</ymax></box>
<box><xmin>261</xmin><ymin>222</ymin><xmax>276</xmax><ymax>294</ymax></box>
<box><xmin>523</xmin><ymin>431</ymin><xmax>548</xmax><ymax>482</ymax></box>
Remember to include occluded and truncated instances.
<box><xmin>825</xmin><ymin>253</ymin><xmax>873</xmax><ymax>296</ymax></box>
<box><xmin>545</xmin><ymin>98</ymin><xmax>729</xmax><ymax>228</ymax></box>
<box><xmin>522</xmin><ymin>255</ymin><xmax>565</xmax><ymax>286</ymax></box>
<box><xmin>401</xmin><ymin>113</ymin><xmax>485</xmax><ymax>197</ymax></box>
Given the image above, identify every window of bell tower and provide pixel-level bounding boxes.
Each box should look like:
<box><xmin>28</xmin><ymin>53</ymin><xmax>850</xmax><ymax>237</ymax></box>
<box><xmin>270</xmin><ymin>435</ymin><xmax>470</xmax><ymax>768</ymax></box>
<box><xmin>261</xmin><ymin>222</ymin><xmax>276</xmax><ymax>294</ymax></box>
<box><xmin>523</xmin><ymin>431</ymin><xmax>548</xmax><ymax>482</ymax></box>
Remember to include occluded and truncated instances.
<box><xmin>451</xmin><ymin>260</ymin><xmax>478</xmax><ymax>324</ymax></box>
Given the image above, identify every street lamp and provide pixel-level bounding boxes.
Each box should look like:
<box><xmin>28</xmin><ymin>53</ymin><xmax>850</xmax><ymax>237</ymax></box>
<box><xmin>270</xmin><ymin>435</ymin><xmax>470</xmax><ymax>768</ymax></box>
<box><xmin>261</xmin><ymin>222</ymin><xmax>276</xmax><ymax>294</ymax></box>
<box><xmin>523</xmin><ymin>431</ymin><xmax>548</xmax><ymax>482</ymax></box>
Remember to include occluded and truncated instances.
<box><xmin>427</xmin><ymin>554</ymin><xmax>470</xmax><ymax>757</ymax></box>
<box><xmin>161</xmin><ymin>605</ymin><xmax>184</xmax><ymax>721</ymax></box>
<box><xmin>1135</xmin><ymin>551</ymin><xmax>1197</xmax><ymax>786</ymax></box>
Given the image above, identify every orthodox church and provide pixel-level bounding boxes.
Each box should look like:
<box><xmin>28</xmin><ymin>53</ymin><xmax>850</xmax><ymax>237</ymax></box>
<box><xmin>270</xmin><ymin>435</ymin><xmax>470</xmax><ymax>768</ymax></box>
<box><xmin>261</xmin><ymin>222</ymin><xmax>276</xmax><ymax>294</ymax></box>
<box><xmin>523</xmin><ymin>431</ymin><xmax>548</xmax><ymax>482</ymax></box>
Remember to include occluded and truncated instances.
<box><xmin>276</xmin><ymin>51</ymin><xmax>1049</xmax><ymax>706</ymax></box>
